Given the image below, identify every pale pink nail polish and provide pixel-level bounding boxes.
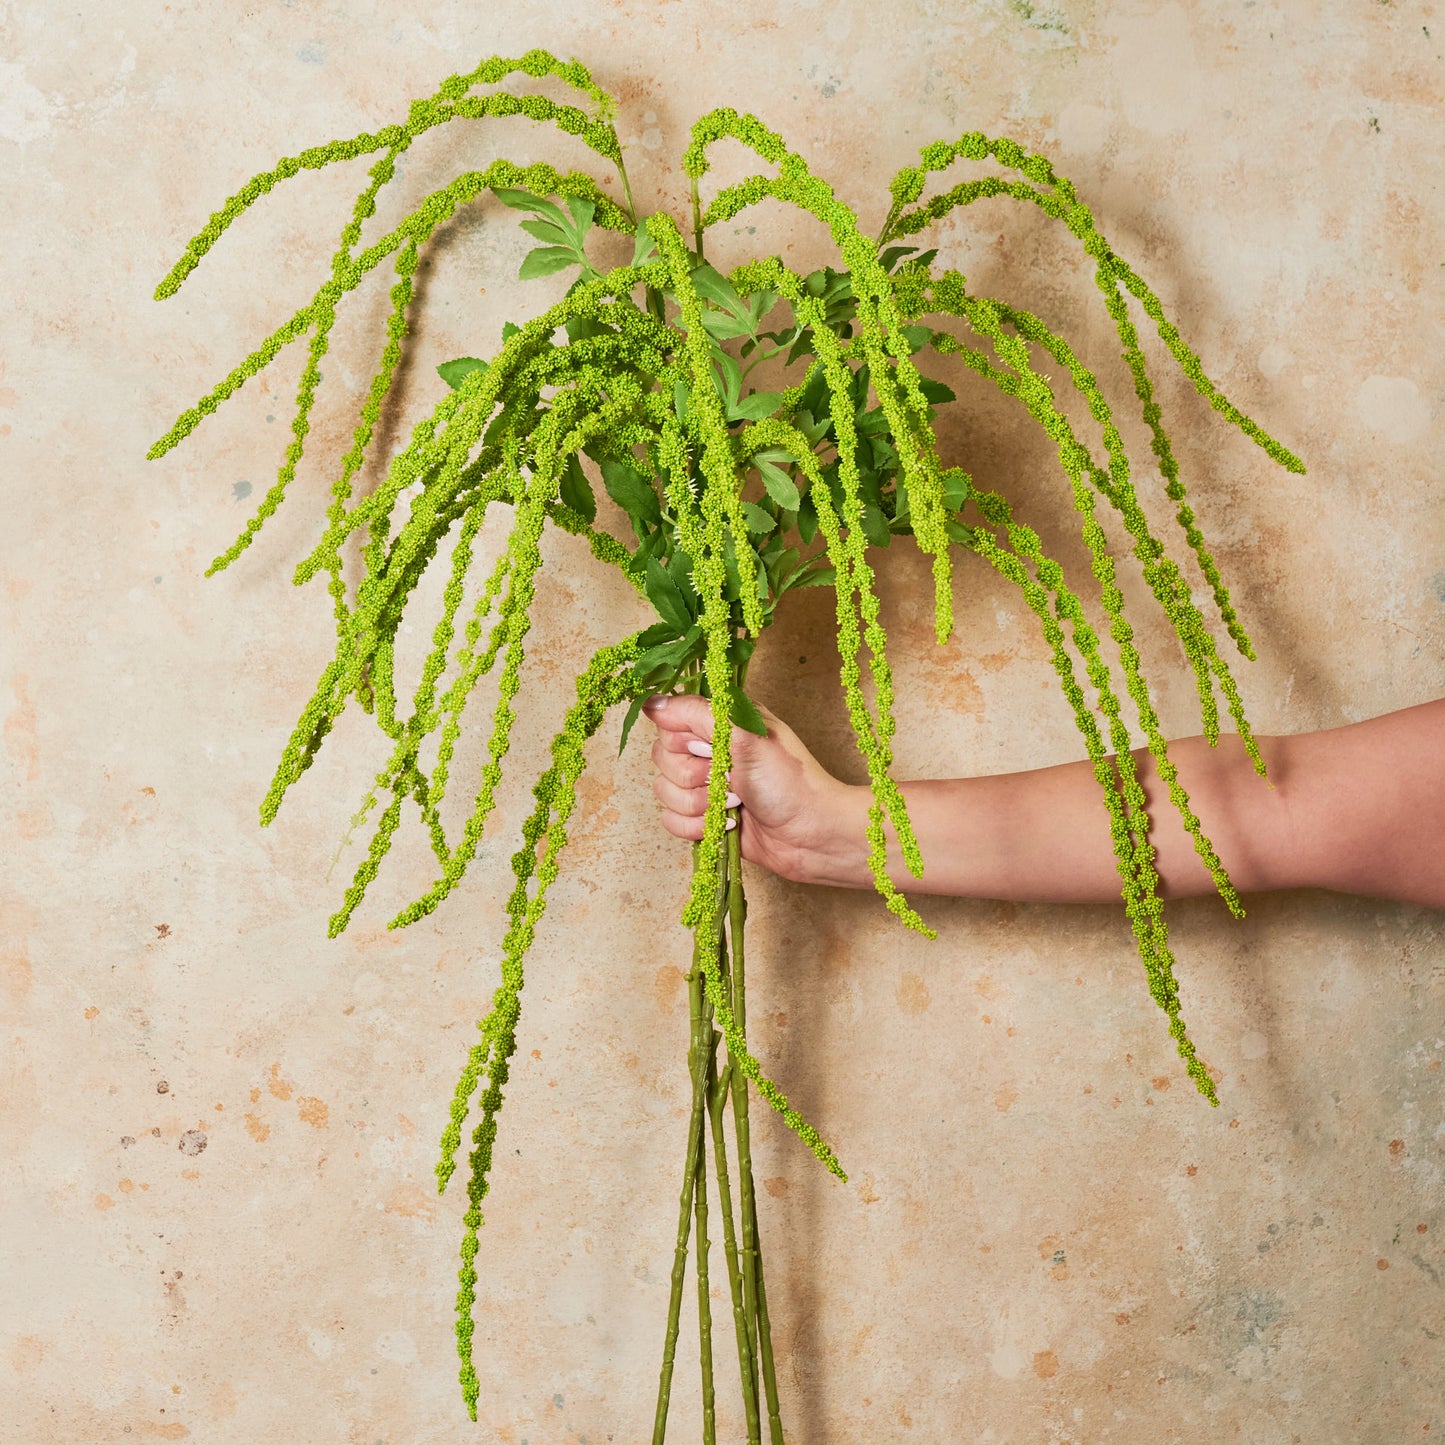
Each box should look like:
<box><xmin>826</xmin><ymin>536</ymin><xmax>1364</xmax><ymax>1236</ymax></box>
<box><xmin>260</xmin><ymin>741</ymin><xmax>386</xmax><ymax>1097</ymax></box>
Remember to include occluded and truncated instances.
<box><xmin>724</xmin><ymin>791</ymin><xmax>741</xmax><ymax>809</ymax></box>
<box><xmin>686</xmin><ymin>740</ymin><xmax>713</xmax><ymax>758</ymax></box>
<box><xmin>724</xmin><ymin>817</ymin><xmax>737</xmax><ymax>830</ymax></box>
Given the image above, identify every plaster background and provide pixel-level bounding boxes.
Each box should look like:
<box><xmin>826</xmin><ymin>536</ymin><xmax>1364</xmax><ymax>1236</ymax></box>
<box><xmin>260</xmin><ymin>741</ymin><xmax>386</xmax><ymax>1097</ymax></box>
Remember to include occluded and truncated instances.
<box><xmin>3</xmin><ymin>1</ymin><xmax>1443</xmax><ymax>1441</ymax></box>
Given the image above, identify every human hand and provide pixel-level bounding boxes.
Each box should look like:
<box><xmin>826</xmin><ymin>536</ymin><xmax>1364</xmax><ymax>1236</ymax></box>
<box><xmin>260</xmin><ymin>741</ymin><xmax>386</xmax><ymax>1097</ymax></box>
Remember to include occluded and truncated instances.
<box><xmin>641</xmin><ymin>693</ymin><xmax>859</xmax><ymax>885</ymax></box>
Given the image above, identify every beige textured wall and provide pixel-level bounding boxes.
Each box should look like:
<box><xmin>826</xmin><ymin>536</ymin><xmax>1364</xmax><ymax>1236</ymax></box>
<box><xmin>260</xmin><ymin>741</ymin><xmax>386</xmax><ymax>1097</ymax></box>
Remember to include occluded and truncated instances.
<box><xmin>4</xmin><ymin>2</ymin><xmax>1443</xmax><ymax>1441</ymax></box>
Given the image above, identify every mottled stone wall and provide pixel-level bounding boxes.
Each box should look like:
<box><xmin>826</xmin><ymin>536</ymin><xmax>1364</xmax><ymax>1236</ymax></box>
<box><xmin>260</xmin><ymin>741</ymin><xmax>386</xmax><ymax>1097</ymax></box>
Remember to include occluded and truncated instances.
<box><xmin>4</xmin><ymin>2</ymin><xmax>1442</xmax><ymax>1441</ymax></box>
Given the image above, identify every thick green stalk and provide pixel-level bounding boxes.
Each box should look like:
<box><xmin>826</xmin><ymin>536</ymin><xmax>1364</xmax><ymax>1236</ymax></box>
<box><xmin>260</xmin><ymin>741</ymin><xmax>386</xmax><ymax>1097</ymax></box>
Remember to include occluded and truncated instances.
<box><xmin>726</xmin><ymin>823</ymin><xmax>785</xmax><ymax>1443</ymax></box>
<box><xmin>693</xmin><ymin>965</ymin><xmax>716</xmax><ymax>1445</ymax></box>
<box><xmin>711</xmin><ymin>847</ymin><xmax>763</xmax><ymax>1445</ymax></box>
<box><xmin>653</xmin><ymin>840</ymin><xmax>721</xmax><ymax>1444</ymax></box>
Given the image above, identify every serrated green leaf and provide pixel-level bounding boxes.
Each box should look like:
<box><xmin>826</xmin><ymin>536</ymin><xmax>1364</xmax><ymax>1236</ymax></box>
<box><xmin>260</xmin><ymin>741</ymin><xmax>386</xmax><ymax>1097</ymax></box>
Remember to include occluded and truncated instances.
<box><xmin>645</xmin><ymin>557</ymin><xmax>692</xmax><ymax>634</ymax></box>
<box><xmin>618</xmin><ymin>694</ymin><xmax>647</xmax><ymax>755</ymax></box>
<box><xmin>691</xmin><ymin>264</ymin><xmax>748</xmax><ymax>320</ymax></box>
<box><xmin>601</xmin><ymin>457</ymin><xmax>661</xmax><ymax>537</ymax></box>
<box><xmin>667</xmin><ymin>548</ymin><xmax>700</xmax><ymax>612</ymax></box>
<box><xmin>519</xmin><ymin>246</ymin><xmax>581</xmax><ymax>280</ymax></box>
<box><xmin>943</xmin><ymin>471</ymin><xmax>972</xmax><ymax>510</ymax></box>
<box><xmin>791</xmin><ymin>563</ymin><xmax>837</xmax><ymax>590</ymax></box>
<box><xmin>565</xmin><ymin>196</ymin><xmax>596</xmax><ymax>240</ymax></box>
<box><xmin>741</xmin><ymin>501</ymin><xmax>775</xmax><ymax>535</ymax></box>
<box><xmin>518</xmin><ymin>217</ymin><xmax>573</xmax><ymax>247</ymax></box>
<box><xmin>700</xmin><ymin>310</ymin><xmax>756</xmax><ymax>342</ymax></box>
<box><xmin>900</xmin><ymin>325</ymin><xmax>933</xmax><ymax>354</ymax></box>
<box><xmin>636</xmin><ymin>621</ymin><xmax>678</xmax><ymax>649</ymax></box>
<box><xmin>796</xmin><ymin>492</ymin><xmax>819</xmax><ymax>545</ymax></box>
<box><xmin>731</xmin><ymin>391</ymin><xmax>785</xmax><ymax>423</ymax></box>
<box><xmin>494</xmin><ymin>188</ymin><xmax>569</xmax><ymax>229</ymax></box>
<box><xmin>756</xmin><ymin>460</ymin><xmax>800</xmax><ymax>511</ymax></box>
<box><xmin>437</xmin><ymin>357</ymin><xmax>488</xmax><ymax>390</ymax></box>
<box><xmin>917</xmin><ymin>376</ymin><xmax>956</xmax><ymax>405</ymax></box>
<box><xmin>860</xmin><ymin>503</ymin><xmax>892</xmax><ymax>548</ymax></box>
<box><xmin>501</xmin><ymin>321</ymin><xmax>521</xmax><ymax>342</ymax></box>
<box><xmin>632</xmin><ymin>227</ymin><xmax>659</xmax><ymax>267</ymax></box>
<box><xmin>560</xmin><ymin>454</ymin><xmax>597</xmax><ymax>523</ymax></box>
<box><xmin>730</xmin><ymin>688</ymin><xmax>768</xmax><ymax>738</ymax></box>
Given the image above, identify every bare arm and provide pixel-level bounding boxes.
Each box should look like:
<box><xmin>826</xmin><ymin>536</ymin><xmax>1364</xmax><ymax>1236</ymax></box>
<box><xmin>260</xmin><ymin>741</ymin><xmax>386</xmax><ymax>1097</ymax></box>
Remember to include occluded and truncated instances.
<box><xmin>643</xmin><ymin>695</ymin><xmax>1445</xmax><ymax>910</ymax></box>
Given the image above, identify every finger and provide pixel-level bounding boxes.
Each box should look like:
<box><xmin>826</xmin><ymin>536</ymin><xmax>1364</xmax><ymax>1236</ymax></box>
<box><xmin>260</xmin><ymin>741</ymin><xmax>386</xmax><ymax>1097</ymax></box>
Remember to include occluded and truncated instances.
<box><xmin>653</xmin><ymin>745</ymin><xmax>713</xmax><ymax>790</ymax></box>
<box><xmin>660</xmin><ymin>809</ymin><xmax>737</xmax><ymax>842</ymax></box>
<box><xmin>652</xmin><ymin>728</ymin><xmax>708</xmax><ymax>756</ymax></box>
<box><xmin>641</xmin><ymin>692</ymin><xmax>715</xmax><ymax>739</ymax></box>
<box><xmin>652</xmin><ymin>774</ymin><xmax>708</xmax><ymax>817</ymax></box>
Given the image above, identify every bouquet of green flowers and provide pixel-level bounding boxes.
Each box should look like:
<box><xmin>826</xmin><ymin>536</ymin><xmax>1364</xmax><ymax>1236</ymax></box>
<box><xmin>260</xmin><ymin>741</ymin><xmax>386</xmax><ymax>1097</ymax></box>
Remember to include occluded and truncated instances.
<box><xmin>149</xmin><ymin>49</ymin><xmax>1303</xmax><ymax>1436</ymax></box>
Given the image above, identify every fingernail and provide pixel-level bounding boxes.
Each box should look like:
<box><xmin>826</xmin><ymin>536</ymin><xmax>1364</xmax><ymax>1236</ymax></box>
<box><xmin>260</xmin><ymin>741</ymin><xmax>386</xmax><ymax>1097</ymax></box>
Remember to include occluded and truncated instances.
<box><xmin>724</xmin><ymin>817</ymin><xmax>737</xmax><ymax>830</ymax></box>
<box><xmin>642</xmin><ymin>695</ymin><xmax>668</xmax><ymax>710</ymax></box>
<box><xmin>724</xmin><ymin>791</ymin><xmax>741</xmax><ymax>809</ymax></box>
<box><xmin>686</xmin><ymin>740</ymin><xmax>713</xmax><ymax>758</ymax></box>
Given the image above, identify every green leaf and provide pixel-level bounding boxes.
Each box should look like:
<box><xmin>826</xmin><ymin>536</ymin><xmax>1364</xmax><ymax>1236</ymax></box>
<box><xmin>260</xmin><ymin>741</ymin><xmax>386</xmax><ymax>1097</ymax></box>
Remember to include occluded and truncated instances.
<box><xmin>790</xmin><ymin>563</ymin><xmax>837</xmax><ymax>590</ymax></box>
<box><xmin>565</xmin><ymin>314</ymin><xmax>614</xmax><ymax>345</ymax></box>
<box><xmin>494</xmin><ymin>188</ymin><xmax>569</xmax><ymax>229</ymax></box>
<box><xmin>860</xmin><ymin>503</ymin><xmax>892</xmax><ymax>548</ymax></box>
<box><xmin>501</xmin><ymin>321</ymin><xmax>522</xmax><ymax>342</ymax></box>
<box><xmin>756</xmin><ymin>459</ymin><xmax>800</xmax><ymax>511</ymax></box>
<box><xmin>942</xmin><ymin>471</ymin><xmax>972</xmax><ymax>510</ymax></box>
<box><xmin>645</xmin><ymin>557</ymin><xmax>692</xmax><ymax>634</ymax></box>
<box><xmin>632</xmin><ymin>227</ymin><xmax>659</xmax><ymax>267</ymax></box>
<box><xmin>559</xmin><ymin>455</ymin><xmax>597</xmax><ymax>524</ymax></box>
<box><xmin>917</xmin><ymin>376</ymin><xmax>956</xmax><ymax>405</ymax></box>
<box><xmin>900</xmin><ymin>325</ymin><xmax>933</xmax><ymax>354</ymax></box>
<box><xmin>636</xmin><ymin>621</ymin><xmax>678</xmax><ymax>650</ymax></box>
<box><xmin>796</xmin><ymin>492</ymin><xmax>819</xmax><ymax>545</ymax></box>
<box><xmin>691</xmin><ymin>264</ymin><xmax>748</xmax><ymax>321</ymax></box>
<box><xmin>437</xmin><ymin>357</ymin><xmax>488</xmax><ymax>390</ymax></box>
<box><xmin>730</xmin><ymin>391</ymin><xmax>785</xmax><ymax>423</ymax></box>
<box><xmin>601</xmin><ymin>457</ymin><xmax>661</xmax><ymax>537</ymax></box>
<box><xmin>667</xmin><ymin>548</ymin><xmax>700</xmax><ymax>612</ymax></box>
<box><xmin>518</xmin><ymin>217</ymin><xmax>573</xmax><ymax>247</ymax></box>
<box><xmin>730</xmin><ymin>688</ymin><xmax>769</xmax><ymax>738</ymax></box>
<box><xmin>712</xmin><ymin>349</ymin><xmax>742</xmax><ymax>413</ymax></box>
<box><xmin>565</xmin><ymin>196</ymin><xmax>596</xmax><ymax>240</ymax></box>
<box><xmin>741</xmin><ymin>501</ymin><xmax>775</xmax><ymax>535</ymax></box>
<box><xmin>618</xmin><ymin>694</ymin><xmax>647</xmax><ymax>755</ymax></box>
<box><xmin>634</xmin><ymin>626</ymin><xmax>702</xmax><ymax>681</ymax></box>
<box><xmin>519</xmin><ymin>246</ymin><xmax>581</xmax><ymax>280</ymax></box>
<box><xmin>700</xmin><ymin>310</ymin><xmax>756</xmax><ymax>342</ymax></box>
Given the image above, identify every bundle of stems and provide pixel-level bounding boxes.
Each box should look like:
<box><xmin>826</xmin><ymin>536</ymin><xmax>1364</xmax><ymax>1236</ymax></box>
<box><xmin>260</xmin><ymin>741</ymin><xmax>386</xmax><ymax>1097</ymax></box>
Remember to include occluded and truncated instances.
<box><xmin>147</xmin><ymin>47</ymin><xmax>1304</xmax><ymax>1429</ymax></box>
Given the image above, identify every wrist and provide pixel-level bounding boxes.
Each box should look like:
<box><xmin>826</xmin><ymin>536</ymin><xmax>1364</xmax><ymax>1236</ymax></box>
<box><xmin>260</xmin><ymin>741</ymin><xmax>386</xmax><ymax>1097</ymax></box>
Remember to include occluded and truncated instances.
<box><xmin>788</xmin><ymin>781</ymin><xmax>875</xmax><ymax>889</ymax></box>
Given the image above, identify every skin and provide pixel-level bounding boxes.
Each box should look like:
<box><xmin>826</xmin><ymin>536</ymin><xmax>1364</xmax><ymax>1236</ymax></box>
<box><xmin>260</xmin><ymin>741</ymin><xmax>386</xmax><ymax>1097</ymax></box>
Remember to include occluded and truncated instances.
<box><xmin>642</xmin><ymin>694</ymin><xmax>1445</xmax><ymax>912</ymax></box>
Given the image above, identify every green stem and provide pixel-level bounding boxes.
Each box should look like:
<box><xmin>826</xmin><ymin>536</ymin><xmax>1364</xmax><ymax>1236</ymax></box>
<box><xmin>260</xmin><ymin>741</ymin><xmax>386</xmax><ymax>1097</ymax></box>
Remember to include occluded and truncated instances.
<box><xmin>690</xmin><ymin>174</ymin><xmax>705</xmax><ymax>259</ymax></box>
<box><xmin>710</xmin><ymin>848</ymin><xmax>762</xmax><ymax>1444</ymax></box>
<box><xmin>694</xmin><ymin>968</ymin><xmax>716</xmax><ymax>1445</ymax></box>
<box><xmin>652</xmin><ymin>840</ymin><xmax>718</xmax><ymax>1444</ymax></box>
<box><xmin>726</xmin><ymin>821</ymin><xmax>785</xmax><ymax>1443</ymax></box>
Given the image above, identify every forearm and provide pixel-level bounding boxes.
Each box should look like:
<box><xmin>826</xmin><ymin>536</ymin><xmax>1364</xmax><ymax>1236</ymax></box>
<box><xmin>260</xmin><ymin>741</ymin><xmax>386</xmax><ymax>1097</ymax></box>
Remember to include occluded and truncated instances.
<box><xmin>797</xmin><ymin>700</ymin><xmax>1445</xmax><ymax>909</ymax></box>
<box><xmin>798</xmin><ymin>736</ymin><xmax>1290</xmax><ymax>903</ymax></box>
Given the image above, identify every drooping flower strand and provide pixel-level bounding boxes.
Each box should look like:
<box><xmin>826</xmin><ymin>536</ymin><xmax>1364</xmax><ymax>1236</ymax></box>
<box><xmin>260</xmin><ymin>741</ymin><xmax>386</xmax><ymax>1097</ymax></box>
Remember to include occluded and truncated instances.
<box><xmin>928</xmin><ymin>275</ymin><xmax>1264</xmax><ymax>777</ymax></box>
<box><xmin>154</xmin><ymin>49</ymin><xmax>625</xmax><ymax>302</ymax></box>
<box><xmin>957</xmin><ymin>506</ymin><xmax>1216</xmax><ymax>1103</ymax></box>
<box><xmin>927</xmin><ymin>290</ymin><xmax>1246</xmax><ymax>917</ymax></box>
<box><xmin>687</xmin><ymin>111</ymin><xmax>955</xmax><ymax>643</ymax></box>
<box><xmin>731</xmin><ymin>255</ymin><xmax>931</xmax><ymax>889</ymax></box>
<box><xmin>882</xmin><ymin>130</ymin><xmax>1304</xmax><ymax>655</ymax></box>
<box><xmin>442</xmin><ymin>638</ymin><xmax>642</xmax><ymax>1422</ymax></box>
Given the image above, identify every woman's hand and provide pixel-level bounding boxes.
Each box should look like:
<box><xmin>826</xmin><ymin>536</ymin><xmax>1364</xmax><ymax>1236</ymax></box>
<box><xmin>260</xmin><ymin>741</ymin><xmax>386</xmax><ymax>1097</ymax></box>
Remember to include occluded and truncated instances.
<box><xmin>641</xmin><ymin>693</ymin><xmax>856</xmax><ymax>884</ymax></box>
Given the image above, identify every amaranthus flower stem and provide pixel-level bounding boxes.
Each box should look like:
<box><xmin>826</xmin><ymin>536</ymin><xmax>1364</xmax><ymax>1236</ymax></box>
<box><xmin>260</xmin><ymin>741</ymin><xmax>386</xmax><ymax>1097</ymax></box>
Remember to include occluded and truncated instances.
<box><xmin>652</xmin><ymin>838</ymin><xmax>719</xmax><ymax>1444</ymax></box>
<box><xmin>726</xmin><ymin>820</ymin><xmax>784</xmax><ymax>1443</ymax></box>
<box><xmin>711</xmin><ymin>837</ymin><xmax>762</xmax><ymax>1443</ymax></box>
<box><xmin>692</xmin><ymin>929</ymin><xmax>717</xmax><ymax>1444</ymax></box>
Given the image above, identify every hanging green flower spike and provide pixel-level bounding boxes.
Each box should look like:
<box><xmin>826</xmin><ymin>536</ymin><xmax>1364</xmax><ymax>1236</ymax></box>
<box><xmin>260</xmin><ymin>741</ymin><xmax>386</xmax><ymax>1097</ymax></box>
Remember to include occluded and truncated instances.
<box><xmin>150</xmin><ymin>49</ymin><xmax>1304</xmax><ymax>1433</ymax></box>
